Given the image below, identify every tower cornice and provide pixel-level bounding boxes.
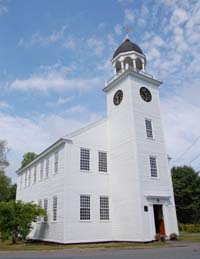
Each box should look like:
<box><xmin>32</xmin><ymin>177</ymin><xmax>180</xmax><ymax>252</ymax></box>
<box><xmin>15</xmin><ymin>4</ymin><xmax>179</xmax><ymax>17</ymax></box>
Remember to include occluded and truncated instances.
<box><xmin>103</xmin><ymin>68</ymin><xmax>162</xmax><ymax>93</ymax></box>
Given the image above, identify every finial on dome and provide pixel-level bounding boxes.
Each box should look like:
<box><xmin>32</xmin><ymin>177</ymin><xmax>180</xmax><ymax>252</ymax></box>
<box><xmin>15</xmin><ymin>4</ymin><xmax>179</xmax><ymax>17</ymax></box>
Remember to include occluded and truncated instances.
<box><xmin>123</xmin><ymin>25</ymin><xmax>134</xmax><ymax>40</ymax></box>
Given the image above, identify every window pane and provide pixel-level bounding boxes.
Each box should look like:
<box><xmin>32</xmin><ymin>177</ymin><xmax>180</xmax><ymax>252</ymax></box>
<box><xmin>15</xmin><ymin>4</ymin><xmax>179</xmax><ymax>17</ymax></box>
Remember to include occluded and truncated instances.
<box><xmin>99</xmin><ymin>152</ymin><xmax>107</xmax><ymax>172</ymax></box>
<box><xmin>150</xmin><ymin>156</ymin><xmax>158</xmax><ymax>177</ymax></box>
<box><xmin>53</xmin><ymin>196</ymin><xmax>57</xmax><ymax>221</ymax></box>
<box><xmin>54</xmin><ymin>151</ymin><xmax>59</xmax><ymax>173</ymax></box>
<box><xmin>80</xmin><ymin>148</ymin><xmax>90</xmax><ymax>171</ymax></box>
<box><xmin>80</xmin><ymin>195</ymin><xmax>90</xmax><ymax>220</ymax></box>
<box><xmin>100</xmin><ymin>196</ymin><xmax>109</xmax><ymax>220</ymax></box>
<box><xmin>145</xmin><ymin>119</ymin><xmax>153</xmax><ymax>139</ymax></box>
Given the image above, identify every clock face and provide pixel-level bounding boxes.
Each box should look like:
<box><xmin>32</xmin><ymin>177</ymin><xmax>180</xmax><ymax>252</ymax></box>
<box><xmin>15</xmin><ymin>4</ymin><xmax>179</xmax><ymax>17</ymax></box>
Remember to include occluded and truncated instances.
<box><xmin>140</xmin><ymin>87</ymin><xmax>152</xmax><ymax>102</ymax></box>
<box><xmin>113</xmin><ymin>90</ymin><xmax>123</xmax><ymax>105</ymax></box>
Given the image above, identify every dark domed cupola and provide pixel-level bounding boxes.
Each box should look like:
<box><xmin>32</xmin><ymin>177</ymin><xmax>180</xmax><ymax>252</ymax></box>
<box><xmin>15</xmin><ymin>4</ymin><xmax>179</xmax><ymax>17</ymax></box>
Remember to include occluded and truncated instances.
<box><xmin>112</xmin><ymin>37</ymin><xmax>146</xmax><ymax>75</ymax></box>
<box><xmin>113</xmin><ymin>38</ymin><xmax>143</xmax><ymax>59</ymax></box>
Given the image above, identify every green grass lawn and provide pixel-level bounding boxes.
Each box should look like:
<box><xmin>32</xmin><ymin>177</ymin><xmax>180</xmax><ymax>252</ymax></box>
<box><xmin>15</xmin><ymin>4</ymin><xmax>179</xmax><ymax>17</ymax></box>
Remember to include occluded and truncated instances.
<box><xmin>0</xmin><ymin>240</ymin><xmax>166</xmax><ymax>251</ymax></box>
<box><xmin>0</xmin><ymin>232</ymin><xmax>199</xmax><ymax>252</ymax></box>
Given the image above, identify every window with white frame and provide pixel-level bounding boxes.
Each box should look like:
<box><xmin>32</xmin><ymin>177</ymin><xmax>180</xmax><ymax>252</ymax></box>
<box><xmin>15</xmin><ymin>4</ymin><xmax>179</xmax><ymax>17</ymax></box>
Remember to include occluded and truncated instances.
<box><xmin>145</xmin><ymin>119</ymin><xmax>153</xmax><ymax>139</ymax></box>
<box><xmin>25</xmin><ymin>171</ymin><xmax>28</xmax><ymax>187</ymax></box>
<box><xmin>149</xmin><ymin>156</ymin><xmax>158</xmax><ymax>178</ymax></box>
<box><xmin>100</xmin><ymin>196</ymin><xmax>109</xmax><ymax>220</ymax></box>
<box><xmin>38</xmin><ymin>199</ymin><xmax>42</xmax><ymax>208</ymax></box>
<box><xmin>52</xmin><ymin>196</ymin><xmax>57</xmax><ymax>221</ymax></box>
<box><xmin>80</xmin><ymin>148</ymin><xmax>90</xmax><ymax>171</ymax></box>
<box><xmin>20</xmin><ymin>174</ymin><xmax>23</xmax><ymax>190</ymax></box>
<box><xmin>80</xmin><ymin>195</ymin><xmax>90</xmax><ymax>220</ymax></box>
<box><xmin>28</xmin><ymin>169</ymin><xmax>31</xmax><ymax>186</ymax></box>
<box><xmin>33</xmin><ymin>165</ymin><xmax>37</xmax><ymax>184</ymax></box>
<box><xmin>98</xmin><ymin>151</ymin><xmax>107</xmax><ymax>172</ymax></box>
<box><xmin>54</xmin><ymin>151</ymin><xmax>58</xmax><ymax>173</ymax></box>
<box><xmin>45</xmin><ymin>158</ymin><xmax>49</xmax><ymax>178</ymax></box>
<box><xmin>43</xmin><ymin>198</ymin><xmax>48</xmax><ymax>221</ymax></box>
<box><xmin>40</xmin><ymin>161</ymin><xmax>44</xmax><ymax>180</ymax></box>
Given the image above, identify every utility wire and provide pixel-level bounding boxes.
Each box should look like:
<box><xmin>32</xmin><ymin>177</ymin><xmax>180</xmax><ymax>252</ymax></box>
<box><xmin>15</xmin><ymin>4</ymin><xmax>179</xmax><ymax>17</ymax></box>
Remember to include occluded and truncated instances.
<box><xmin>172</xmin><ymin>135</ymin><xmax>200</xmax><ymax>163</ymax></box>
<box><xmin>189</xmin><ymin>152</ymin><xmax>200</xmax><ymax>165</ymax></box>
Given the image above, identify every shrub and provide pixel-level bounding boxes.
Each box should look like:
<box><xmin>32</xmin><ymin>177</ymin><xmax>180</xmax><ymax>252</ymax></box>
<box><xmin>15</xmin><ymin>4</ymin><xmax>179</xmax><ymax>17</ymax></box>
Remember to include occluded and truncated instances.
<box><xmin>169</xmin><ymin>233</ymin><xmax>178</xmax><ymax>241</ymax></box>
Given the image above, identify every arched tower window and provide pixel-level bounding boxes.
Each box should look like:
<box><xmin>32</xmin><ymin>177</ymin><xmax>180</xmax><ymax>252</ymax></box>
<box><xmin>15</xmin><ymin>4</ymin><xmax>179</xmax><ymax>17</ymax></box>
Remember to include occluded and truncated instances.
<box><xmin>115</xmin><ymin>61</ymin><xmax>122</xmax><ymax>73</ymax></box>
<box><xmin>123</xmin><ymin>57</ymin><xmax>133</xmax><ymax>69</ymax></box>
<box><xmin>136</xmin><ymin>58</ymin><xmax>142</xmax><ymax>70</ymax></box>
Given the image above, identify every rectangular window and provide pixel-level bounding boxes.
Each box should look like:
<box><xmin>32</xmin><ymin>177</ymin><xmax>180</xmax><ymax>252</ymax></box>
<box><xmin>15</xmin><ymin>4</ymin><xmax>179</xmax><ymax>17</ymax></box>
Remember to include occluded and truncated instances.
<box><xmin>45</xmin><ymin>158</ymin><xmax>49</xmax><ymax>178</ymax></box>
<box><xmin>43</xmin><ymin>198</ymin><xmax>48</xmax><ymax>221</ymax></box>
<box><xmin>80</xmin><ymin>148</ymin><xmax>90</xmax><ymax>171</ymax></box>
<box><xmin>33</xmin><ymin>165</ymin><xmax>37</xmax><ymax>184</ymax></box>
<box><xmin>52</xmin><ymin>196</ymin><xmax>57</xmax><ymax>222</ymax></box>
<box><xmin>25</xmin><ymin>171</ymin><xmax>28</xmax><ymax>187</ymax></box>
<box><xmin>38</xmin><ymin>199</ymin><xmax>42</xmax><ymax>208</ymax></box>
<box><xmin>20</xmin><ymin>175</ymin><xmax>23</xmax><ymax>190</ymax></box>
<box><xmin>80</xmin><ymin>195</ymin><xmax>90</xmax><ymax>220</ymax></box>
<box><xmin>150</xmin><ymin>156</ymin><xmax>158</xmax><ymax>178</ymax></box>
<box><xmin>28</xmin><ymin>169</ymin><xmax>31</xmax><ymax>186</ymax></box>
<box><xmin>40</xmin><ymin>161</ymin><xmax>44</xmax><ymax>180</ymax></box>
<box><xmin>145</xmin><ymin>119</ymin><xmax>153</xmax><ymax>139</ymax></box>
<box><xmin>54</xmin><ymin>151</ymin><xmax>58</xmax><ymax>174</ymax></box>
<box><xmin>98</xmin><ymin>152</ymin><xmax>107</xmax><ymax>172</ymax></box>
<box><xmin>100</xmin><ymin>196</ymin><xmax>109</xmax><ymax>220</ymax></box>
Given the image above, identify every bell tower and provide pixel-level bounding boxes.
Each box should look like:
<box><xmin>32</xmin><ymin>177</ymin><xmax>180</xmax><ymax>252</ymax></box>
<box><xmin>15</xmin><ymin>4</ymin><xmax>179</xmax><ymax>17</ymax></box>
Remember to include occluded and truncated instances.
<box><xmin>104</xmin><ymin>37</ymin><xmax>178</xmax><ymax>241</ymax></box>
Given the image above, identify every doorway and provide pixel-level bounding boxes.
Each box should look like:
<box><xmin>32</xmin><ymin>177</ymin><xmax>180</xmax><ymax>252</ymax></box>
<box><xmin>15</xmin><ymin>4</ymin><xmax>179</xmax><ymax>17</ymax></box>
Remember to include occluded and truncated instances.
<box><xmin>153</xmin><ymin>204</ymin><xmax>165</xmax><ymax>235</ymax></box>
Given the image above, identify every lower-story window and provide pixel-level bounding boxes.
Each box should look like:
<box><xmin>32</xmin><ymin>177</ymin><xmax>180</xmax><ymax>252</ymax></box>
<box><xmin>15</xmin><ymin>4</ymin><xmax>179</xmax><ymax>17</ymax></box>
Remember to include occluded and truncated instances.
<box><xmin>52</xmin><ymin>196</ymin><xmax>57</xmax><ymax>222</ymax></box>
<box><xmin>43</xmin><ymin>198</ymin><xmax>48</xmax><ymax>221</ymax></box>
<box><xmin>100</xmin><ymin>196</ymin><xmax>109</xmax><ymax>220</ymax></box>
<box><xmin>80</xmin><ymin>195</ymin><xmax>90</xmax><ymax>220</ymax></box>
<box><xmin>150</xmin><ymin>156</ymin><xmax>158</xmax><ymax>178</ymax></box>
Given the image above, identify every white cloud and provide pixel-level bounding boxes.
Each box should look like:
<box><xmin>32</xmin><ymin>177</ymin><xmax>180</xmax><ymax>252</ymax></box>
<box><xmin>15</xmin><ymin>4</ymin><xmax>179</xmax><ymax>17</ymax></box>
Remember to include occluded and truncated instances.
<box><xmin>64</xmin><ymin>105</ymin><xmax>87</xmax><ymax>115</ymax></box>
<box><xmin>124</xmin><ymin>8</ymin><xmax>135</xmax><ymax>23</ymax></box>
<box><xmin>0</xmin><ymin>1</ymin><xmax>8</xmax><ymax>15</ymax></box>
<box><xmin>87</xmin><ymin>37</ymin><xmax>104</xmax><ymax>56</ymax></box>
<box><xmin>18</xmin><ymin>25</ymin><xmax>67</xmax><ymax>47</ymax></box>
<box><xmin>161</xmin><ymin>95</ymin><xmax>200</xmax><ymax>169</ymax></box>
<box><xmin>118</xmin><ymin>0</ymin><xmax>134</xmax><ymax>5</ymax></box>
<box><xmin>114</xmin><ymin>24</ymin><xmax>122</xmax><ymax>36</ymax></box>
<box><xmin>47</xmin><ymin>96</ymin><xmax>74</xmax><ymax>107</ymax></box>
<box><xmin>8</xmin><ymin>64</ymin><xmax>102</xmax><ymax>93</ymax></box>
<box><xmin>1</xmin><ymin>110</ymin><xmax>101</xmax><ymax>180</ymax></box>
<box><xmin>0</xmin><ymin>101</ymin><xmax>11</xmax><ymax>109</ymax></box>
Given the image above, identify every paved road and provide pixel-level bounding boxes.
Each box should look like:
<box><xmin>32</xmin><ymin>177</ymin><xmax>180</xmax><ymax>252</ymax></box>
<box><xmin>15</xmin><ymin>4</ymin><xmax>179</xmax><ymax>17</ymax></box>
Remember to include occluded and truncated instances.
<box><xmin>0</xmin><ymin>243</ymin><xmax>199</xmax><ymax>259</ymax></box>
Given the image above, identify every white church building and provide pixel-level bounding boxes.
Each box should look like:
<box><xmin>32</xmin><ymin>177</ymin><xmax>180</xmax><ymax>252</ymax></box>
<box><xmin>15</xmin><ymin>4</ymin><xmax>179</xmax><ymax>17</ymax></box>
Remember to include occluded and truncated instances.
<box><xmin>16</xmin><ymin>37</ymin><xmax>178</xmax><ymax>243</ymax></box>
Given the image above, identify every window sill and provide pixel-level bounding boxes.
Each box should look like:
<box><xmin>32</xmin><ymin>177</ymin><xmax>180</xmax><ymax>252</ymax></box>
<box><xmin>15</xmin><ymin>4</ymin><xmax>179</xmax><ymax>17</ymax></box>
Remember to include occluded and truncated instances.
<box><xmin>98</xmin><ymin>171</ymin><xmax>109</xmax><ymax>175</ymax></box>
<box><xmin>79</xmin><ymin>220</ymin><xmax>92</xmax><ymax>222</ymax></box>
<box><xmin>146</xmin><ymin>137</ymin><xmax>155</xmax><ymax>141</ymax></box>
<box><xmin>150</xmin><ymin>176</ymin><xmax>160</xmax><ymax>180</ymax></box>
<box><xmin>80</xmin><ymin>170</ymin><xmax>92</xmax><ymax>173</ymax></box>
<box><xmin>99</xmin><ymin>220</ymin><xmax>111</xmax><ymax>222</ymax></box>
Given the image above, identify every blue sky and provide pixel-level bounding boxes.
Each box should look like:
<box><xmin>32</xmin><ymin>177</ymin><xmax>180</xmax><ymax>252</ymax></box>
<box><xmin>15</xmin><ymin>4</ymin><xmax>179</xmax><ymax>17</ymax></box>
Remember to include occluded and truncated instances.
<box><xmin>0</xmin><ymin>0</ymin><xmax>200</xmax><ymax>181</ymax></box>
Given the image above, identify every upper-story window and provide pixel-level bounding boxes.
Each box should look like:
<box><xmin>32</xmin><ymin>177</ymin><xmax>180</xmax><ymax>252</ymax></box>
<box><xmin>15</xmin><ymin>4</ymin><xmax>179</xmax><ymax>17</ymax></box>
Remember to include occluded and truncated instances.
<box><xmin>149</xmin><ymin>156</ymin><xmax>158</xmax><ymax>178</ymax></box>
<box><xmin>40</xmin><ymin>161</ymin><xmax>44</xmax><ymax>180</ymax></box>
<box><xmin>54</xmin><ymin>151</ymin><xmax>58</xmax><ymax>174</ymax></box>
<box><xmin>80</xmin><ymin>195</ymin><xmax>90</xmax><ymax>220</ymax></box>
<box><xmin>28</xmin><ymin>169</ymin><xmax>31</xmax><ymax>186</ymax></box>
<box><xmin>145</xmin><ymin>119</ymin><xmax>153</xmax><ymax>139</ymax></box>
<box><xmin>45</xmin><ymin>157</ymin><xmax>49</xmax><ymax>178</ymax></box>
<box><xmin>80</xmin><ymin>148</ymin><xmax>90</xmax><ymax>171</ymax></box>
<box><xmin>19</xmin><ymin>174</ymin><xmax>23</xmax><ymax>190</ymax></box>
<box><xmin>25</xmin><ymin>171</ymin><xmax>28</xmax><ymax>187</ymax></box>
<box><xmin>98</xmin><ymin>151</ymin><xmax>107</xmax><ymax>173</ymax></box>
<box><xmin>33</xmin><ymin>165</ymin><xmax>37</xmax><ymax>184</ymax></box>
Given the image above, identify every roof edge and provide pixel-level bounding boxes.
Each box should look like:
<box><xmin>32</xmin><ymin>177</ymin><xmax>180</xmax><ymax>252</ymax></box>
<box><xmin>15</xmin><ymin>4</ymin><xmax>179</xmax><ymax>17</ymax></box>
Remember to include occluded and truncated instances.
<box><xmin>16</xmin><ymin>138</ymin><xmax>71</xmax><ymax>174</ymax></box>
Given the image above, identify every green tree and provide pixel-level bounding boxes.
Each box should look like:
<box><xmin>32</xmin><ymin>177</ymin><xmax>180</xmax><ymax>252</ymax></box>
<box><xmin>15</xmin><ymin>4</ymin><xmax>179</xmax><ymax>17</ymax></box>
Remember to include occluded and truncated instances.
<box><xmin>0</xmin><ymin>201</ymin><xmax>46</xmax><ymax>244</ymax></box>
<box><xmin>172</xmin><ymin>166</ymin><xmax>200</xmax><ymax>224</ymax></box>
<box><xmin>0</xmin><ymin>171</ymin><xmax>12</xmax><ymax>202</ymax></box>
<box><xmin>20</xmin><ymin>152</ymin><xmax>37</xmax><ymax>169</ymax></box>
<box><xmin>0</xmin><ymin>140</ymin><xmax>9</xmax><ymax>169</ymax></box>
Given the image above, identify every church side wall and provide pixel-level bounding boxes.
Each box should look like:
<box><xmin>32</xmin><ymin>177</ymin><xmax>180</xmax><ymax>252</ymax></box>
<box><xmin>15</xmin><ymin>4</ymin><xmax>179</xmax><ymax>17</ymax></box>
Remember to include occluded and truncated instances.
<box><xmin>16</xmin><ymin>144</ymin><xmax>66</xmax><ymax>243</ymax></box>
<box><xmin>63</xmin><ymin>120</ymin><xmax>112</xmax><ymax>243</ymax></box>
